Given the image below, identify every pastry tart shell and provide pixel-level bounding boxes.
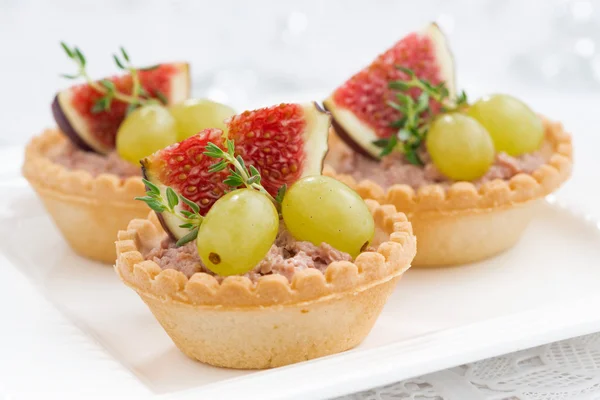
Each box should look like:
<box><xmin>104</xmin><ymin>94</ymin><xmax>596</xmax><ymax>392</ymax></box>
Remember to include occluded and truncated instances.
<box><xmin>22</xmin><ymin>129</ymin><xmax>148</xmax><ymax>263</ymax></box>
<box><xmin>114</xmin><ymin>201</ymin><xmax>416</xmax><ymax>369</ymax></box>
<box><xmin>324</xmin><ymin>117</ymin><xmax>572</xmax><ymax>266</ymax></box>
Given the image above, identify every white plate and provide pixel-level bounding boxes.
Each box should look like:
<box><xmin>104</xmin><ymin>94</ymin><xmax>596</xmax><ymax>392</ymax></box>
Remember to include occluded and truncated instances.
<box><xmin>1</xmin><ymin>148</ymin><xmax>600</xmax><ymax>400</ymax></box>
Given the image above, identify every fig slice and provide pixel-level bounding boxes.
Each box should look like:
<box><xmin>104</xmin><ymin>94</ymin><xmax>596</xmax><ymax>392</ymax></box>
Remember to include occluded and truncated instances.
<box><xmin>141</xmin><ymin>102</ymin><xmax>331</xmax><ymax>240</ymax></box>
<box><xmin>52</xmin><ymin>62</ymin><xmax>190</xmax><ymax>154</ymax></box>
<box><xmin>324</xmin><ymin>23</ymin><xmax>455</xmax><ymax>159</ymax></box>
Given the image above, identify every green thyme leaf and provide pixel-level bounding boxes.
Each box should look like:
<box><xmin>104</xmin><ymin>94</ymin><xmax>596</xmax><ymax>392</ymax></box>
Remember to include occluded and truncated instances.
<box><xmin>388</xmin><ymin>81</ymin><xmax>411</xmax><ymax>91</ymax></box>
<box><xmin>166</xmin><ymin>187</ymin><xmax>179</xmax><ymax>209</ymax></box>
<box><xmin>396</xmin><ymin>66</ymin><xmax>415</xmax><ymax>78</ymax></box>
<box><xmin>275</xmin><ymin>184</ymin><xmax>287</xmax><ymax>204</ymax></box>
<box><xmin>120</xmin><ymin>47</ymin><xmax>130</xmax><ymax>62</ymax></box>
<box><xmin>223</xmin><ymin>175</ymin><xmax>243</xmax><ymax>187</ymax></box>
<box><xmin>204</xmin><ymin>142</ymin><xmax>225</xmax><ymax>158</ymax></box>
<box><xmin>404</xmin><ymin>148</ymin><xmax>422</xmax><ymax>166</ymax></box>
<box><xmin>146</xmin><ymin>200</ymin><xmax>167</xmax><ymax>213</ymax></box>
<box><xmin>180</xmin><ymin>195</ymin><xmax>200</xmax><ymax>213</ymax></box>
<box><xmin>74</xmin><ymin>47</ymin><xmax>86</xmax><ymax>67</ymax></box>
<box><xmin>126</xmin><ymin>103</ymin><xmax>139</xmax><ymax>116</ymax></box>
<box><xmin>134</xmin><ymin>196</ymin><xmax>154</xmax><ymax>202</ymax></box>
<box><xmin>226</xmin><ymin>139</ymin><xmax>235</xmax><ymax>156</ymax></box>
<box><xmin>379</xmin><ymin>135</ymin><xmax>398</xmax><ymax>157</ymax></box>
<box><xmin>208</xmin><ymin>160</ymin><xmax>228</xmax><ymax>173</ymax></box>
<box><xmin>155</xmin><ymin>90</ymin><xmax>168</xmax><ymax>105</ymax></box>
<box><xmin>139</xmin><ymin>64</ymin><xmax>160</xmax><ymax>71</ymax></box>
<box><xmin>387</xmin><ymin>100</ymin><xmax>405</xmax><ymax>112</ymax></box>
<box><xmin>389</xmin><ymin>117</ymin><xmax>407</xmax><ymax>129</ymax></box>
<box><xmin>176</xmin><ymin>227</ymin><xmax>199</xmax><ymax>246</ymax></box>
<box><xmin>372</xmin><ymin>138</ymin><xmax>390</xmax><ymax>148</ymax></box>
<box><xmin>61</xmin><ymin>73</ymin><xmax>79</xmax><ymax>79</ymax></box>
<box><xmin>113</xmin><ymin>55</ymin><xmax>125</xmax><ymax>69</ymax></box>
<box><xmin>180</xmin><ymin>210</ymin><xmax>194</xmax><ymax>218</ymax></box>
<box><xmin>179</xmin><ymin>223</ymin><xmax>194</xmax><ymax>229</ymax></box>
<box><xmin>138</xmin><ymin>87</ymin><xmax>149</xmax><ymax>97</ymax></box>
<box><xmin>246</xmin><ymin>175</ymin><xmax>261</xmax><ymax>185</ymax></box>
<box><xmin>142</xmin><ymin>178</ymin><xmax>161</xmax><ymax>195</ymax></box>
<box><xmin>249</xmin><ymin>165</ymin><xmax>260</xmax><ymax>177</ymax></box>
<box><xmin>100</xmin><ymin>79</ymin><xmax>115</xmax><ymax>91</ymax></box>
<box><xmin>235</xmin><ymin>155</ymin><xmax>246</xmax><ymax>173</ymax></box>
<box><xmin>60</xmin><ymin>42</ymin><xmax>74</xmax><ymax>58</ymax></box>
<box><xmin>91</xmin><ymin>97</ymin><xmax>109</xmax><ymax>114</ymax></box>
<box><xmin>416</xmin><ymin>92</ymin><xmax>429</xmax><ymax>113</ymax></box>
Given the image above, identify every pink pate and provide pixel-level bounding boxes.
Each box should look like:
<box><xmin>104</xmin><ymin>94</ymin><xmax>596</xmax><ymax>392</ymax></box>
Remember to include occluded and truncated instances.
<box><xmin>49</xmin><ymin>142</ymin><xmax>141</xmax><ymax>178</ymax></box>
<box><xmin>331</xmin><ymin>145</ymin><xmax>547</xmax><ymax>189</ymax></box>
<box><xmin>145</xmin><ymin>226</ymin><xmax>352</xmax><ymax>282</ymax></box>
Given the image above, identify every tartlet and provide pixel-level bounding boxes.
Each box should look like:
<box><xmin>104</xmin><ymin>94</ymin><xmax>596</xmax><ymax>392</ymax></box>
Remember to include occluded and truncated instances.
<box><xmin>324</xmin><ymin>117</ymin><xmax>572</xmax><ymax>266</ymax></box>
<box><xmin>23</xmin><ymin>129</ymin><xmax>148</xmax><ymax>263</ymax></box>
<box><xmin>115</xmin><ymin>200</ymin><xmax>416</xmax><ymax>369</ymax></box>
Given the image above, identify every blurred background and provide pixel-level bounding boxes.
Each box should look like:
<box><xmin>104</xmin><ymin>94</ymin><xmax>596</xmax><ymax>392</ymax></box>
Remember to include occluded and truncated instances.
<box><xmin>0</xmin><ymin>0</ymin><xmax>599</xmax><ymax>203</ymax></box>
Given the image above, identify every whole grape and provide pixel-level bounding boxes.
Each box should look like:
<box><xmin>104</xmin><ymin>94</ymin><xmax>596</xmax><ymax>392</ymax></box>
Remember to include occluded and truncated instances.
<box><xmin>282</xmin><ymin>176</ymin><xmax>374</xmax><ymax>257</ymax></box>
<box><xmin>426</xmin><ymin>113</ymin><xmax>495</xmax><ymax>181</ymax></box>
<box><xmin>169</xmin><ymin>99</ymin><xmax>236</xmax><ymax>141</ymax></box>
<box><xmin>197</xmin><ymin>189</ymin><xmax>279</xmax><ymax>276</ymax></box>
<box><xmin>467</xmin><ymin>94</ymin><xmax>543</xmax><ymax>156</ymax></box>
<box><xmin>116</xmin><ymin>104</ymin><xmax>178</xmax><ymax>165</ymax></box>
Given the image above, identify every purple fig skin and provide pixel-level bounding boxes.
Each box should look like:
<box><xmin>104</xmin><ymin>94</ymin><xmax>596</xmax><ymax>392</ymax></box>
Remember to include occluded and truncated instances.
<box><xmin>51</xmin><ymin>94</ymin><xmax>95</xmax><ymax>152</ymax></box>
<box><xmin>323</xmin><ymin>102</ymin><xmax>379</xmax><ymax>161</ymax></box>
<box><xmin>141</xmin><ymin>161</ymin><xmax>178</xmax><ymax>241</ymax></box>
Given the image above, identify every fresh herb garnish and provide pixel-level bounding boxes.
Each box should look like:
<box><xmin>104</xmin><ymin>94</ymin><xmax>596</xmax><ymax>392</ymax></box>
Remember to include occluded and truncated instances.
<box><xmin>135</xmin><ymin>139</ymin><xmax>286</xmax><ymax>246</ymax></box>
<box><xmin>373</xmin><ymin>66</ymin><xmax>469</xmax><ymax>164</ymax></box>
<box><xmin>60</xmin><ymin>42</ymin><xmax>164</xmax><ymax>115</ymax></box>
<box><xmin>204</xmin><ymin>139</ymin><xmax>285</xmax><ymax>211</ymax></box>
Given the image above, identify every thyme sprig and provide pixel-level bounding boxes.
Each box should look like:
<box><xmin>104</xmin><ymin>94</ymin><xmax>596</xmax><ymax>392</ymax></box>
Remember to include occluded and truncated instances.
<box><xmin>60</xmin><ymin>42</ymin><xmax>166</xmax><ymax>115</ymax></box>
<box><xmin>135</xmin><ymin>139</ymin><xmax>286</xmax><ymax>246</ymax></box>
<box><xmin>373</xmin><ymin>66</ymin><xmax>469</xmax><ymax>164</ymax></box>
<box><xmin>135</xmin><ymin>179</ymin><xmax>203</xmax><ymax>246</ymax></box>
<box><xmin>204</xmin><ymin>139</ymin><xmax>286</xmax><ymax>211</ymax></box>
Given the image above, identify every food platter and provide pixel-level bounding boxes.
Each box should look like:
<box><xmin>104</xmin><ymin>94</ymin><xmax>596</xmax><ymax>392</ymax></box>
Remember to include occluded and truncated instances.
<box><xmin>2</xmin><ymin>146</ymin><xmax>600</xmax><ymax>399</ymax></box>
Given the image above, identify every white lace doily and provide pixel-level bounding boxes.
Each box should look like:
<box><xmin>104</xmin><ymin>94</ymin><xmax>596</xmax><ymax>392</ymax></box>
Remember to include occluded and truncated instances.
<box><xmin>341</xmin><ymin>333</ymin><xmax>600</xmax><ymax>400</ymax></box>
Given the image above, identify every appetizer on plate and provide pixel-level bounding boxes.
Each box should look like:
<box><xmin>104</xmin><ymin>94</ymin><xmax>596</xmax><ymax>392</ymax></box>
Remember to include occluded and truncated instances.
<box><xmin>22</xmin><ymin>44</ymin><xmax>235</xmax><ymax>263</ymax></box>
<box><xmin>323</xmin><ymin>23</ymin><xmax>572</xmax><ymax>266</ymax></box>
<box><xmin>115</xmin><ymin>104</ymin><xmax>416</xmax><ymax>368</ymax></box>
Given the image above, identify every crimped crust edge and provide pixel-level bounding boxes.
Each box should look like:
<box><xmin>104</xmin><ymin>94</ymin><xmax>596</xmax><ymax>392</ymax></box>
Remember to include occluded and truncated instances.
<box><xmin>22</xmin><ymin>128</ymin><xmax>145</xmax><ymax>203</ymax></box>
<box><xmin>115</xmin><ymin>200</ymin><xmax>416</xmax><ymax>307</ymax></box>
<box><xmin>323</xmin><ymin>117</ymin><xmax>572</xmax><ymax>213</ymax></box>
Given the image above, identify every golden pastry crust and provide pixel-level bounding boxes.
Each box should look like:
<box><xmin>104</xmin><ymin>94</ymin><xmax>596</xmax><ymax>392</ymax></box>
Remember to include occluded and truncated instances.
<box><xmin>22</xmin><ymin>129</ymin><xmax>148</xmax><ymax>263</ymax></box>
<box><xmin>114</xmin><ymin>201</ymin><xmax>416</xmax><ymax>369</ymax></box>
<box><xmin>115</xmin><ymin>200</ymin><xmax>416</xmax><ymax>307</ymax></box>
<box><xmin>324</xmin><ymin>117</ymin><xmax>572</xmax><ymax>212</ymax></box>
<box><xmin>324</xmin><ymin>117</ymin><xmax>572</xmax><ymax>266</ymax></box>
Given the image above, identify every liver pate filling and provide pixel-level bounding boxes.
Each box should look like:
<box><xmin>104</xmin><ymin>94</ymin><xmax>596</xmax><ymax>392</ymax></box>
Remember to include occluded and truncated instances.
<box><xmin>145</xmin><ymin>225</ymin><xmax>353</xmax><ymax>282</ymax></box>
<box><xmin>331</xmin><ymin>144</ymin><xmax>547</xmax><ymax>189</ymax></box>
<box><xmin>49</xmin><ymin>141</ymin><xmax>141</xmax><ymax>178</ymax></box>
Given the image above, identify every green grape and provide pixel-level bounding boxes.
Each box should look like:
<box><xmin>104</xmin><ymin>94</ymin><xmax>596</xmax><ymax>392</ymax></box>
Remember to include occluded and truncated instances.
<box><xmin>426</xmin><ymin>113</ymin><xmax>495</xmax><ymax>181</ymax></box>
<box><xmin>197</xmin><ymin>189</ymin><xmax>279</xmax><ymax>276</ymax></box>
<box><xmin>169</xmin><ymin>99</ymin><xmax>236</xmax><ymax>141</ymax></box>
<box><xmin>116</xmin><ymin>104</ymin><xmax>178</xmax><ymax>165</ymax></box>
<box><xmin>467</xmin><ymin>94</ymin><xmax>543</xmax><ymax>156</ymax></box>
<box><xmin>281</xmin><ymin>176</ymin><xmax>374</xmax><ymax>258</ymax></box>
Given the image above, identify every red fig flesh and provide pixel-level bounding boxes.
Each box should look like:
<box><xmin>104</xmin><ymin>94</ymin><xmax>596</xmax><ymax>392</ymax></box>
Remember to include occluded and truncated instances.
<box><xmin>53</xmin><ymin>63</ymin><xmax>190</xmax><ymax>154</ymax></box>
<box><xmin>324</xmin><ymin>23</ymin><xmax>455</xmax><ymax>159</ymax></box>
<box><xmin>141</xmin><ymin>102</ymin><xmax>331</xmax><ymax>240</ymax></box>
